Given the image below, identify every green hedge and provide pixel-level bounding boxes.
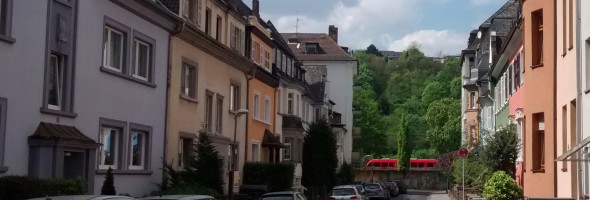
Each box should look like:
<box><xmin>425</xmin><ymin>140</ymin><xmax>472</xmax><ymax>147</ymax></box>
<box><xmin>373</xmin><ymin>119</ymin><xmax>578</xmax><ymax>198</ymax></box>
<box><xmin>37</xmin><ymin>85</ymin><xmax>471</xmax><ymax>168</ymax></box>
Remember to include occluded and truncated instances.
<box><xmin>242</xmin><ymin>162</ymin><xmax>295</xmax><ymax>192</ymax></box>
<box><xmin>0</xmin><ymin>176</ymin><xmax>86</xmax><ymax>200</ymax></box>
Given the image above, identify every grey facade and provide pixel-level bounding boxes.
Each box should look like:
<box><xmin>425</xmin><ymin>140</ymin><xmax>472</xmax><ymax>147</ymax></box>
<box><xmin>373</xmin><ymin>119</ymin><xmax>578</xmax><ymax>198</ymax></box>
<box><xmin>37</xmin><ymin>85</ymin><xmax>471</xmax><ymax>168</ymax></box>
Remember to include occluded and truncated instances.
<box><xmin>0</xmin><ymin>0</ymin><xmax>178</xmax><ymax>196</ymax></box>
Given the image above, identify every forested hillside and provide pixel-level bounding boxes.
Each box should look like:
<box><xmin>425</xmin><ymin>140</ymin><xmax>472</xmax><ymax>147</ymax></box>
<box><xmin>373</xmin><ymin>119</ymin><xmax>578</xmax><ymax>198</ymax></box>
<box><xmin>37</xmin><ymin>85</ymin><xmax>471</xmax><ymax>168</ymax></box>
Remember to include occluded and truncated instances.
<box><xmin>353</xmin><ymin>43</ymin><xmax>462</xmax><ymax>158</ymax></box>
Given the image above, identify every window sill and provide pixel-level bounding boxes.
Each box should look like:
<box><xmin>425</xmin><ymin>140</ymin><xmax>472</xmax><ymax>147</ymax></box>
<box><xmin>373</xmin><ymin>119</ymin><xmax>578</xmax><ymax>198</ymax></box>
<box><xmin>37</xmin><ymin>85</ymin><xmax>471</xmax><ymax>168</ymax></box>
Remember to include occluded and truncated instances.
<box><xmin>584</xmin><ymin>89</ymin><xmax>590</xmax><ymax>94</ymax></box>
<box><xmin>180</xmin><ymin>94</ymin><xmax>199</xmax><ymax>104</ymax></box>
<box><xmin>254</xmin><ymin>118</ymin><xmax>272</xmax><ymax>126</ymax></box>
<box><xmin>100</xmin><ymin>66</ymin><xmax>156</xmax><ymax>88</ymax></box>
<box><xmin>531</xmin><ymin>169</ymin><xmax>545</xmax><ymax>173</ymax></box>
<box><xmin>531</xmin><ymin>63</ymin><xmax>544</xmax><ymax>69</ymax></box>
<box><xmin>40</xmin><ymin>107</ymin><xmax>78</xmax><ymax>118</ymax></box>
<box><xmin>0</xmin><ymin>34</ymin><xmax>15</xmax><ymax>44</ymax></box>
<box><xmin>96</xmin><ymin>169</ymin><xmax>153</xmax><ymax>175</ymax></box>
<box><xmin>0</xmin><ymin>166</ymin><xmax>8</xmax><ymax>173</ymax></box>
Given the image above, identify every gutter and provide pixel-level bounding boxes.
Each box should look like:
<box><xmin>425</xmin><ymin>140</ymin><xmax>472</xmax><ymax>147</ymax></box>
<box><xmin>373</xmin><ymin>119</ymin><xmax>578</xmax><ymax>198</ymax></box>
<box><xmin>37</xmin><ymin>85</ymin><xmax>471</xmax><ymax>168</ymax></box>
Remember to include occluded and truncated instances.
<box><xmin>575</xmin><ymin>0</ymin><xmax>584</xmax><ymax>198</ymax></box>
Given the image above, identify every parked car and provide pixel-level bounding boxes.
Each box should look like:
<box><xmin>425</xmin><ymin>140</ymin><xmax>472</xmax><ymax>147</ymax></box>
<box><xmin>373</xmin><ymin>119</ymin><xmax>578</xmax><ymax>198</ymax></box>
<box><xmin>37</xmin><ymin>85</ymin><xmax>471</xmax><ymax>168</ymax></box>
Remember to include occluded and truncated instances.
<box><xmin>381</xmin><ymin>182</ymin><xmax>399</xmax><ymax>197</ymax></box>
<box><xmin>27</xmin><ymin>195</ymin><xmax>137</xmax><ymax>200</ymax></box>
<box><xmin>363</xmin><ymin>183</ymin><xmax>388</xmax><ymax>200</ymax></box>
<box><xmin>391</xmin><ymin>180</ymin><xmax>407</xmax><ymax>194</ymax></box>
<box><xmin>329</xmin><ymin>185</ymin><xmax>365</xmax><ymax>200</ymax></box>
<box><xmin>139</xmin><ymin>195</ymin><xmax>215</xmax><ymax>200</ymax></box>
<box><xmin>259</xmin><ymin>191</ymin><xmax>306</xmax><ymax>200</ymax></box>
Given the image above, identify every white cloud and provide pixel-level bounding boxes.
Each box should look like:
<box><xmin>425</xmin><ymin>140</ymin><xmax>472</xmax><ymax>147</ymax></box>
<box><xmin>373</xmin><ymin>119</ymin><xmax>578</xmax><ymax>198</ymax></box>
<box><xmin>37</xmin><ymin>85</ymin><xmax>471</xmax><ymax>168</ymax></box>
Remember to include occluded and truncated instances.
<box><xmin>388</xmin><ymin>30</ymin><xmax>466</xmax><ymax>56</ymax></box>
<box><xmin>469</xmin><ymin>0</ymin><xmax>498</xmax><ymax>6</ymax></box>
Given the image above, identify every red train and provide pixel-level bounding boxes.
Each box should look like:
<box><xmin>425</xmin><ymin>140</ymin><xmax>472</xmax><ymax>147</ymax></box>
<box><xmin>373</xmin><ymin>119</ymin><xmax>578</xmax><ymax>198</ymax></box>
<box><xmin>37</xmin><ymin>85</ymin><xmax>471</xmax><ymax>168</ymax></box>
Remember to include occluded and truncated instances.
<box><xmin>365</xmin><ymin>158</ymin><xmax>437</xmax><ymax>170</ymax></box>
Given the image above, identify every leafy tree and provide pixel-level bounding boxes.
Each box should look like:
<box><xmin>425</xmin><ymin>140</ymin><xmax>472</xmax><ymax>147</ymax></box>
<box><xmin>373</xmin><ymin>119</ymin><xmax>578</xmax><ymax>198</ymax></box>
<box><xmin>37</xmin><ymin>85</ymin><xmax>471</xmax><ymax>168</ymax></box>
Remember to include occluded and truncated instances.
<box><xmin>421</xmin><ymin>81</ymin><xmax>449</xmax><ymax>108</ymax></box>
<box><xmin>481</xmin><ymin>124</ymin><xmax>520</xmax><ymax>177</ymax></box>
<box><xmin>353</xmin><ymin>64</ymin><xmax>388</xmax><ymax>155</ymax></box>
<box><xmin>366</xmin><ymin>44</ymin><xmax>383</xmax><ymax>56</ymax></box>
<box><xmin>449</xmin><ymin>77</ymin><xmax>462</xmax><ymax>99</ymax></box>
<box><xmin>483</xmin><ymin>171</ymin><xmax>523</xmax><ymax>200</ymax></box>
<box><xmin>186</xmin><ymin>129</ymin><xmax>224</xmax><ymax>193</ymax></box>
<box><xmin>396</xmin><ymin>115</ymin><xmax>411</xmax><ymax>178</ymax></box>
<box><xmin>411</xmin><ymin>149</ymin><xmax>436</xmax><ymax>159</ymax></box>
<box><xmin>337</xmin><ymin>163</ymin><xmax>355</xmax><ymax>185</ymax></box>
<box><xmin>303</xmin><ymin>118</ymin><xmax>338</xmax><ymax>197</ymax></box>
<box><xmin>100</xmin><ymin>167</ymin><xmax>116</xmax><ymax>195</ymax></box>
<box><xmin>426</xmin><ymin>98</ymin><xmax>461</xmax><ymax>154</ymax></box>
<box><xmin>452</xmin><ymin>156</ymin><xmax>492</xmax><ymax>190</ymax></box>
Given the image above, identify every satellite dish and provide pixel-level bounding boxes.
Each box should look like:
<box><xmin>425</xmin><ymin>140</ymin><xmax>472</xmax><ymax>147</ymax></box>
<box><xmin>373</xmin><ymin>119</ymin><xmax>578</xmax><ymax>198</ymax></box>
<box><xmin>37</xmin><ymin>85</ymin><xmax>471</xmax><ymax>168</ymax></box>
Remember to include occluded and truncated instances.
<box><xmin>296</xmin><ymin>43</ymin><xmax>301</xmax><ymax>49</ymax></box>
<box><xmin>477</xmin><ymin>31</ymin><xmax>482</xmax><ymax>39</ymax></box>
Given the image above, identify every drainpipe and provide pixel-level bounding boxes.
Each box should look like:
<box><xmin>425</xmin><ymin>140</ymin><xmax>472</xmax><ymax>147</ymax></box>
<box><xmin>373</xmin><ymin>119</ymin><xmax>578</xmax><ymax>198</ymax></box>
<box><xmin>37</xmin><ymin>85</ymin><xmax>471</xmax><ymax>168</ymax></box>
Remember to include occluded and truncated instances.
<box><xmin>575</xmin><ymin>0</ymin><xmax>584</xmax><ymax>198</ymax></box>
<box><xmin>243</xmin><ymin>67</ymin><xmax>257</xmax><ymax>162</ymax></box>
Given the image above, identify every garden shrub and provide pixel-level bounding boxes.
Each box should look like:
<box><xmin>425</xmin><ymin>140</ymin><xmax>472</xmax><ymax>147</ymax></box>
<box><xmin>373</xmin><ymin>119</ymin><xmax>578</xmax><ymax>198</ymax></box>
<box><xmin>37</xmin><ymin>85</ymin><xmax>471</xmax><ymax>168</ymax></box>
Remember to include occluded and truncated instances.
<box><xmin>483</xmin><ymin>171</ymin><xmax>523</xmax><ymax>200</ymax></box>
<box><xmin>242</xmin><ymin>162</ymin><xmax>295</xmax><ymax>192</ymax></box>
<box><xmin>0</xmin><ymin>176</ymin><xmax>86</xmax><ymax>200</ymax></box>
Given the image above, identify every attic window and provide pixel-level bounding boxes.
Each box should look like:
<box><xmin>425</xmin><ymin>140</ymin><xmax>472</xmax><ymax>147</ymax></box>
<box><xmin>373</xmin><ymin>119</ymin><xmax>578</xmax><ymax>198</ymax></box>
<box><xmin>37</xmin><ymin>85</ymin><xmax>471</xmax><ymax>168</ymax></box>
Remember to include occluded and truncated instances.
<box><xmin>306</xmin><ymin>43</ymin><xmax>319</xmax><ymax>54</ymax></box>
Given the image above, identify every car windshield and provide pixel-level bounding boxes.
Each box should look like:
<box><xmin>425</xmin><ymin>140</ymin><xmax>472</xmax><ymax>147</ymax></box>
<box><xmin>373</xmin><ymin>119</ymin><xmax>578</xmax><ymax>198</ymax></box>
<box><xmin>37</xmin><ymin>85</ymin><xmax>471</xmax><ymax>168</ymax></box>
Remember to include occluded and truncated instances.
<box><xmin>332</xmin><ymin>188</ymin><xmax>356</xmax><ymax>196</ymax></box>
<box><xmin>365</xmin><ymin>184</ymin><xmax>381</xmax><ymax>190</ymax></box>
<box><xmin>261</xmin><ymin>195</ymin><xmax>294</xmax><ymax>200</ymax></box>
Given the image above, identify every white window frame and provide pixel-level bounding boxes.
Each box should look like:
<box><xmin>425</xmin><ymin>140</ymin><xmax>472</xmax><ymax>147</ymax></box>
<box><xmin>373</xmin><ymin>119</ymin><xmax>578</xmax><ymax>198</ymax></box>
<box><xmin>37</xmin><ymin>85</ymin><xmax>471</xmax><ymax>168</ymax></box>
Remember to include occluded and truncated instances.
<box><xmin>129</xmin><ymin>130</ymin><xmax>147</xmax><ymax>170</ymax></box>
<box><xmin>48</xmin><ymin>54</ymin><xmax>64</xmax><ymax>111</ymax></box>
<box><xmin>103</xmin><ymin>26</ymin><xmax>124</xmax><ymax>72</ymax></box>
<box><xmin>264</xmin><ymin>96</ymin><xmax>271</xmax><ymax>123</ymax></box>
<box><xmin>181</xmin><ymin>64</ymin><xmax>197</xmax><ymax>98</ymax></box>
<box><xmin>252</xmin><ymin>140</ymin><xmax>260</xmax><ymax>162</ymax></box>
<box><xmin>253</xmin><ymin>91</ymin><xmax>260</xmax><ymax>119</ymax></box>
<box><xmin>132</xmin><ymin>38</ymin><xmax>151</xmax><ymax>81</ymax></box>
<box><xmin>230</xmin><ymin>84</ymin><xmax>240</xmax><ymax>111</ymax></box>
<box><xmin>99</xmin><ymin>127</ymin><xmax>120</xmax><ymax>170</ymax></box>
<box><xmin>283</xmin><ymin>137</ymin><xmax>292</xmax><ymax>160</ymax></box>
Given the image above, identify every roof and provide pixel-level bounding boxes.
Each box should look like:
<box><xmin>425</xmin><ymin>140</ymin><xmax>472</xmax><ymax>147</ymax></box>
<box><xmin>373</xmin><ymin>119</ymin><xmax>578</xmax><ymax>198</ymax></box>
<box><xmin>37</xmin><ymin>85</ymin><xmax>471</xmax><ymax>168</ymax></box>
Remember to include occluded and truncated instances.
<box><xmin>280</xmin><ymin>33</ymin><xmax>356</xmax><ymax>61</ymax></box>
<box><xmin>29</xmin><ymin>122</ymin><xmax>97</xmax><ymax>144</ymax></box>
<box><xmin>302</xmin><ymin>65</ymin><xmax>327</xmax><ymax>102</ymax></box>
<box><xmin>282</xmin><ymin>115</ymin><xmax>304</xmax><ymax>130</ymax></box>
<box><xmin>262</xmin><ymin>129</ymin><xmax>285</xmax><ymax>148</ymax></box>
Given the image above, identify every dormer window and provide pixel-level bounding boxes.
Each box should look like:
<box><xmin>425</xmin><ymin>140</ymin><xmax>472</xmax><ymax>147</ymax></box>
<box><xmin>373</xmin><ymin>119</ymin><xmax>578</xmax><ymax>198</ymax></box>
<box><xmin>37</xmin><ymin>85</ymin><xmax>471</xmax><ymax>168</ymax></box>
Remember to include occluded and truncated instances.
<box><xmin>306</xmin><ymin>43</ymin><xmax>319</xmax><ymax>54</ymax></box>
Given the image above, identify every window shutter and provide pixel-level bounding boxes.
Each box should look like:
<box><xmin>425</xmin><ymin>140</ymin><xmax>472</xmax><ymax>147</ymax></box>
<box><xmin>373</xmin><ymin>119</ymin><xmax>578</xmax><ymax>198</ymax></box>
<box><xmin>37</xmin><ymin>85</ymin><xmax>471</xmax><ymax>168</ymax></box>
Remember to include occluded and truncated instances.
<box><xmin>181</xmin><ymin>66</ymin><xmax>186</xmax><ymax>94</ymax></box>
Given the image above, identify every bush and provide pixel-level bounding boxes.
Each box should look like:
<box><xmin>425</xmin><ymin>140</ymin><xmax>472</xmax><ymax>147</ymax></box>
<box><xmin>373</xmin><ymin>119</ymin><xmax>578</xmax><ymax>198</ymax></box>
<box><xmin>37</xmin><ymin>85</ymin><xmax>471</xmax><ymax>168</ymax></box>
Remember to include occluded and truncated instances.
<box><xmin>452</xmin><ymin>156</ymin><xmax>492</xmax><ymax>190</ymax></box>
<box><xmin>337</xmin><ymin>162</ymin><xmax>354</xmax><ymax>185</ymax></box>
<box><xmin>101</xmin><ymin>167</ymin><xmax>116</xmax><ymax>195</ymax></box>
<box><xmin>411</xmin><ymin>149</ymin><xmax>436</xmax><ymax>159</ymax></box>
<box><xmin>242</xmin><ymin>162</ymin><xmax>295</xmax><ymax>192</ymax></box>
<box><xmin>0</xmin><ymin>176</ymin><xmax>86</xmax><ymax>200</ymax></box>
<box><xmin>483</xmin><ymin>171</ymin><xmax>523</xmax><ymax>200</ymax></box>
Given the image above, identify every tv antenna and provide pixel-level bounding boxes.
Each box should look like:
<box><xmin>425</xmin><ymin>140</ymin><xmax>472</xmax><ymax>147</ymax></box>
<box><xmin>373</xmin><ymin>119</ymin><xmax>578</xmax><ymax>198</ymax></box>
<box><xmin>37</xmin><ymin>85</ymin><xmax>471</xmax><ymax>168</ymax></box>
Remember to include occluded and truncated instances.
<box><xmin>295</xmin><ymin>11</ymin><xmax>302</xmax><ymax>34</ymax></box>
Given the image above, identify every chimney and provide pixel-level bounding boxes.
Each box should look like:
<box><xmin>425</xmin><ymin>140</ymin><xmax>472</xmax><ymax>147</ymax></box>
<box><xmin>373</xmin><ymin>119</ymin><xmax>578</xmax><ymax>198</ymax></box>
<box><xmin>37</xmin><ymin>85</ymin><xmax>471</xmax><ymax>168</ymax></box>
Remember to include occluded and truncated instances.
<box><xmin>252</xmin><ymin>0</ymin><xmax>260</xmax><ymax>17</ymax></box>
<box><xmin>328</xmin><ymin>25</ymin><xmax>338</xmax><ymax>43</ymax></box>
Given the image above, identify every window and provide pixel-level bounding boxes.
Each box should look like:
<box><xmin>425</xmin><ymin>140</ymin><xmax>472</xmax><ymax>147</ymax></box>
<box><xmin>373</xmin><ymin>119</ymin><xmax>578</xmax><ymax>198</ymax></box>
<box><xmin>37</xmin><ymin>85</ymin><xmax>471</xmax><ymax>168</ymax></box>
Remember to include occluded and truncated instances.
<box><xmin>47</xmin><ymin>54</ymin><xmax>66</xmax><ymax>111</ymax></box>
<box><xmin>215</xmin><ymin>16</ymin><xmax>222</xmax><ymax>41</ymax></box>
<box><xmin>99</xmin><ymin>127</ymin><xmax>121</xmax><ymax>169</ymax></box>
<box><xmin>284</xmin><ymin>137</ymin><xmax>292</xmax><ymax>160</ymax></box>
<box><xmin>264</xmin><ymin>96</ymin><xmax>270</xmax><ymax>123</ymax></box>
<box><xmin>568</xmin><ymin>0</ymin><xmax>573</xmax><ymax>50</ymax></box>
<box><xmin>586</xmin><ymin>41</ymin><xmax>590</xmax><ymax>90</ymax></box>
<box><xmin>129</xmin><ymin>130</ymin><xmax>147</xmax><ymax>170</ymax></box>
<box><xmin>315</xmin><ymin>107</ymin><xmax>321</xmax><ymax>121</ymax></box>
<box><xmin>103</xmin><ymin>26</ymin><xmax>126</xmax><ymax>72</ymax></box>
<box><xmin>253</xmin><ymin>92</ymin><xmax>260</xmax><ymax>119</ymax></box>
<box><xmin>469</xmin><ymin>92</ymin><xmax>475</xmax><ymax>109</ymax></box>
<box><xmin>277</xmin><ymin>90</ymin><xmax>282</xmax><ymax>113</ymax></box>
<box><xmin>0</xmin><ymin>97</ymin><xmax>6</xmax><ymax>171</ymax></box>
<box><xmin>252</xmin><ymin>42</ymin><xmax>262</xmax><ymax>64</ymax></box>
<box><xmin>183</xmin><ymin>0</ymin><xmax>199</xmax><ymax>25</ymax></box>
<box><xmin>181</xmin><ymin>64</ymin><xmax>197</xmax><ymax>98</ymax></box>
<box><xmin>132</xmin><ymin>38</ymin><xmax>151</xmax><ymax>81</ymax></box>
<box><xmin>532</xmin><ymin>10</ymin><xmax>543</xmax><ymax>66</ymax></box>
<box><xmin>205</xmin><ymin>8</ymin><xmax>211</xmax><ymax>35</ymax></box>
<box><xmin>205</xmin><ymin>92</ymin><xmax>213</xmax><ymax>132</ymax></box>
<box><xmin>306</xmin><ymin>43</ymin><xmax>319</xmax><ymax>54</ymax></box>
<box><xmin>296</xmin><ymin>95</ymin><xmax>300</xmax><ymax>116</ymax></box>
<box><xmin>0</xmin><ymin>0</ymin><xmax>13</xmax><ymax>43</ymax></box>
<box><xmin>252</xmin><ymin>142</ymin><xmax>260</xmax><ymax>162</ymax></box>
<box><xmin>230</xmin><ymin>84</ymin><xmax>240</xmax><ymax>111</ymax></box>
<box><xmin>230</xmin><ymin>24</ymin><xmax>244</xmax><ymax>54</ymax></box>
<box><xmin>532</xmin><ymin>113</ymin><xmax>545</xmax><ymax>171</ymax></box>
<box><xmin>216</xmin><ymin>95</ymin><xmax>223</xmax><ymax>134</ymax></box>
<box><xmin>264</xmin><ymin>50</ymin><xmax>271</xmax><ymax>70</ymax></box>
<box><xmin>288</xmin><ymin>93</ymin><xmax>294</xmax><ymax>114</ymax></box>
<box><xmin>514</xmin><ymin>54</ymin><xmax>521</xmax><ymax>88</ymax></box>
<box><xmin>178</xmin><ymin>137</ymin><xmax>193</xmax><ymax>168</ymax></box>
<box><xmin>562</xmin><ymin>105</ymin><xmax>567</xmax><ymax>171</ymax></box>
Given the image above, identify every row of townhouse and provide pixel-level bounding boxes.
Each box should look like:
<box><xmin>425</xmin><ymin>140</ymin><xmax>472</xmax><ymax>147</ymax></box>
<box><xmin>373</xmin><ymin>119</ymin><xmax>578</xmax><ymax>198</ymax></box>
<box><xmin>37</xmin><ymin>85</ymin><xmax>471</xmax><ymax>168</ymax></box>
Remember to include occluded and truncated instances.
<box><xmin>461</xmin><ymin>0</ymin><xmax>590</xmax><ymax>199</ymax></box>
<box><xmin>0</xmin><ymin>0</ymin><xmax>357</xmax><ymax>197</ymax></box>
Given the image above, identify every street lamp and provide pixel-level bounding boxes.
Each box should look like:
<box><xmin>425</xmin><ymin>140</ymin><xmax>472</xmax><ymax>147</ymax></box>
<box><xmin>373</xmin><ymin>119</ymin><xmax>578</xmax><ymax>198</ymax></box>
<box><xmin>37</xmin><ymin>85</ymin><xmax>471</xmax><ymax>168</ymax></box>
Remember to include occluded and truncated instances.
<box><xmin>228</xmin><ymin>109</ymin><xmax>248</xmax><ymax>200</ymax></box>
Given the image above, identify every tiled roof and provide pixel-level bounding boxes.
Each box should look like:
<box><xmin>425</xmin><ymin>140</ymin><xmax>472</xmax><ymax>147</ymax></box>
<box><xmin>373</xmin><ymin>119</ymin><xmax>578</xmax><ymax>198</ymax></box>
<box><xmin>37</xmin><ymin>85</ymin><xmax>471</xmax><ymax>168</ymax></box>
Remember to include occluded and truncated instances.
<box><xmin>159</xmin><ymin>0</ymin><xmax>179</xmax><ymax>13</ymax></box>
<box><xmin>29</xmin><ymin>122</ymin><xmax>97</xmax><ymax>144</ymax></box>
<box><xmin>280</xmin><ymin>33</ymin><xmax>356</xmax><ymax>61</ymax></box>
<box><xmin>303</xmin><ymin>65</ymin><xmax>327</xmax><ymax>102</ymax></box>
<box><xmin>282</xmin><ymin>115</ymin><xmax>304</xmax><ymax>130</ymax></box>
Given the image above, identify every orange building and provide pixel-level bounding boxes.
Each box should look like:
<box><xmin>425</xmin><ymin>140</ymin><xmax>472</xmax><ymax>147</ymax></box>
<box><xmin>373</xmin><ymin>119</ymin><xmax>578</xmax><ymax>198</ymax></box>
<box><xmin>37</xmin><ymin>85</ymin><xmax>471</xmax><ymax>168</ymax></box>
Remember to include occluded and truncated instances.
<box><xmin>521</xmin><ymin>0</ymin><xmax>557</xmax><ymax>197</ymax></box>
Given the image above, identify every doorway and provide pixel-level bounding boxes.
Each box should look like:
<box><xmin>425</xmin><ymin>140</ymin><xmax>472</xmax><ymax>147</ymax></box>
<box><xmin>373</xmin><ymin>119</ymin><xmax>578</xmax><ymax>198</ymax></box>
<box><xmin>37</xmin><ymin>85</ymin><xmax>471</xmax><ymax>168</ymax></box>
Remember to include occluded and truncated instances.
<box><xmin>63</xmin><ymin>150</ymin><xmax>86</xmax><ymax>179</ymax></box>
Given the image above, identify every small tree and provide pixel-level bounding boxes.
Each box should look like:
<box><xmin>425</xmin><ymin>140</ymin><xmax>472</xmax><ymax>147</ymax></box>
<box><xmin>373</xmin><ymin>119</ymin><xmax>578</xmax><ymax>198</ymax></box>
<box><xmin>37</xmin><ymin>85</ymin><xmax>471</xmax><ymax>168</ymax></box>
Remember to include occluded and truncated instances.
<box><xmin>397</xmin><ymin>114</ymin><xmax>411</xmax><ymax>179</ymax></box>
<box><xmin>187</xmin><ymin>129</ymin><xmax>224</xmax><ymax>193</ymax></box>
<box><xmin>337</xmin><ymin>162</ymin><xmax>354</xmax><ymax>185</ymax></box>
<box><xmin>303</xmin><ymin>118</ymin><xmax>338</xmax><ymax>199</ymax></box>
<box><xmin>482</xmin><ymin>124</ymin><xmax>520</xmax><ymax>177</ymax></box>
<box><xmin>483</xmin><ymin>171</ymin><xmax>523</xmax><ymax>200</ymax></box>
<box><xmin>100</xmin><ymin>167</ymin><xmax>116</xmax><ymax>195</ymax></box>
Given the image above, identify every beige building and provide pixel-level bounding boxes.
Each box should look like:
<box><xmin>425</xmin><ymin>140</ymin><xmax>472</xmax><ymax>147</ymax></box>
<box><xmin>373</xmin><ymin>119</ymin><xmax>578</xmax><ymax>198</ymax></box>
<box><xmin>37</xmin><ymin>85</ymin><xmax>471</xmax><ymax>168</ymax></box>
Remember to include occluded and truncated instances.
<box><xmin>160</xmin><ymin>0</ymin><xmax>255</xmax><ymax>194</ymax></box>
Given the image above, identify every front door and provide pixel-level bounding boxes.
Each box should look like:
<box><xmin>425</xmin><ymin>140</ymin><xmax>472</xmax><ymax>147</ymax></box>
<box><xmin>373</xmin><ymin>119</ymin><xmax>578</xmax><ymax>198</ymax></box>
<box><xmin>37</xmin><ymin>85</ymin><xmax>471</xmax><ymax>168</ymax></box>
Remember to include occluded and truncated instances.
<box><xmin>63</xmin><ymin>150</ymin><xmax>86</xmax><ymax>179</ymax></box>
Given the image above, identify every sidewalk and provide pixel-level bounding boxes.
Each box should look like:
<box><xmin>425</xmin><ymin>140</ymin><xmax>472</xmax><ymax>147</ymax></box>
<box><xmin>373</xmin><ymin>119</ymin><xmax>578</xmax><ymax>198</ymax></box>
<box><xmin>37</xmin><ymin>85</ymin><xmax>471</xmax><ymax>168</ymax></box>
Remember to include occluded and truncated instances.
<box><xmin>428</xmin><ymin>191</ymin><xmax>451</xmax><ymax>200</ymax></box>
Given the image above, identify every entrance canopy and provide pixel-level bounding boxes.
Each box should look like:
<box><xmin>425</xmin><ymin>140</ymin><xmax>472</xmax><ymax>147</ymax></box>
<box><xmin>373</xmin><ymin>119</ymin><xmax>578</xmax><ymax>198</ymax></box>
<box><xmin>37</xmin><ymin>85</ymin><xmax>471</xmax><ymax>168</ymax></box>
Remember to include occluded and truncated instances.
<box><xmin>556</xmin><ymin>136</ymin><xmax>590</xmax><ymax>161</ymax></box>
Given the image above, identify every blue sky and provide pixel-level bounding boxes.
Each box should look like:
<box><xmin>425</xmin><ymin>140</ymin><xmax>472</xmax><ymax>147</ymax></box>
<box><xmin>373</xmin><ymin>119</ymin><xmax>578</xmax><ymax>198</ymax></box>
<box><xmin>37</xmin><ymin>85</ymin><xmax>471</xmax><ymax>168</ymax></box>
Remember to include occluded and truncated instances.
<box><xmin>246</xmin><ymin>0</ymin><xmax>506</xmax><ymax>56</ymax></box>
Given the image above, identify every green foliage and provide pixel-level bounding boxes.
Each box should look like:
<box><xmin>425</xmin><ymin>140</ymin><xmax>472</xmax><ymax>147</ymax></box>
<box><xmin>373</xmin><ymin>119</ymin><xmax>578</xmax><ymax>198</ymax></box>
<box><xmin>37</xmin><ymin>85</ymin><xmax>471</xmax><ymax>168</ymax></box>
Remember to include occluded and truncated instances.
<box><xmin>449</xmin><ymin>77</ymin><xmax>462</xmax><ymax>99</ymax></box>
<box><xmin>483</xmin><ymin>171</ymin><xmax>523</xmax><ymax>200</ymax></box>
<box><xmin>101</xmin><ymin>167</ymin><xmax>116</xmax><ymax>195</ymax></box>
<box><xmin>421</xmin><ymin>81</ymin><xmax>449</xmax><ymax>108</ymax></box>
<box><xmin>366</xmin><ymin>44</ymin><xmax>383</xmax><ymax>56</ymax></box>
<box><xmin>426</xmin><ymin>98</ymin><xmax>461</xmax><ymax>154</ymax></box>
<box><xmin>0</xmin><ymin>176</ymin><xmax>86</xmax><ymax>200</ymax></box>
<box><xmin>337</xmin><ymin>162</ymin><xmax>355</xmax><ymax>185</ymax></box>
<box><xmin>243</xmin><ymin>162</ymin><xmax>295</xmax><ymax>192</ymax></box>
<box><xmin>481</xmin><ymin>124</ymin><xmax>520</xmax><ymax>177</ymax></box>
<box><xmin>302</xmin><ymin>118</ymin><xmax>338</xmax><ymax>191</ymax></box>
<box><xmin>453</xmin><ymin>157</ymin><xmax>492</xmax><ymax>190</ymax></box>
<box><xmin>397</xmin><ymin>114</ymin><xmax>411</xmax><ymax>176</ymax></box>
<box><xmin>411</xmin><ymin>148</ymin><xmax>437</xmax><ymax>159</ymax></box>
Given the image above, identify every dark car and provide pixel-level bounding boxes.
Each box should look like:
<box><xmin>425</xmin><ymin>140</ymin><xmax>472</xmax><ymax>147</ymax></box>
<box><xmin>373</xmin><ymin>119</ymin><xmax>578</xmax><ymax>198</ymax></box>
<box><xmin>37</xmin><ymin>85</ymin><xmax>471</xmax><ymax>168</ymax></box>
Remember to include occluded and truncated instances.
<box><xmin>382</xmin><ymin>181</ymin><xmax>400</xmax><ymax>197</ymax></box>
<box><xmin>391</xmin><ymin>180</ymin><xmax>407</xmax><ymax>194</ymax></box>
<box><xmin>363</xmin><ymin>183</ymin><xmax>388</xmax><ymax>200</ymax></box>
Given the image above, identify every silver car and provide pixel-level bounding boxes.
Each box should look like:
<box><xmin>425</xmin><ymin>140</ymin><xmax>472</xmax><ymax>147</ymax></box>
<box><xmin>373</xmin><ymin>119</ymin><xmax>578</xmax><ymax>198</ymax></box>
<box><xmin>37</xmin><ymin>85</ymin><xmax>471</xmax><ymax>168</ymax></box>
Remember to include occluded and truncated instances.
<box><xmin>27</xmin><ymin>195</ymin><xmax>137</xmax><ymax>200</ymax></box>
<box><xmin>330</xmin><ymin>185</ymin><xmax>364</xmax><ymax>200</ymax></box>
<box><xmin>140</xmin><ymin>195</ymin><xmax>215</xmax><ymax>200</ymax></box>
<box><xmin>259</xmin><ymin>191</ymin><xmax>306</xmax><ymax>200</ymax></box>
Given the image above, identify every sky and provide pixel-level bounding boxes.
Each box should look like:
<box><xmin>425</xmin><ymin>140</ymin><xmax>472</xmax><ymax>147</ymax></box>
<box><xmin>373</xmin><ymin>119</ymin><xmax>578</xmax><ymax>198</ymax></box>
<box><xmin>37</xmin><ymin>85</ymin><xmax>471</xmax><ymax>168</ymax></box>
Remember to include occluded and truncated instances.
<box><xmin>245</xmin><ymin>0</ymin><xmax>506</xmax><ymax>56</ymax></box>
